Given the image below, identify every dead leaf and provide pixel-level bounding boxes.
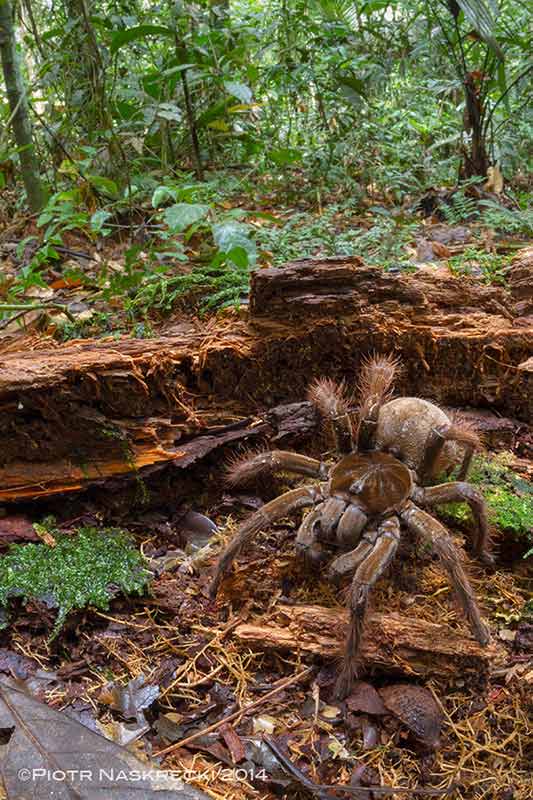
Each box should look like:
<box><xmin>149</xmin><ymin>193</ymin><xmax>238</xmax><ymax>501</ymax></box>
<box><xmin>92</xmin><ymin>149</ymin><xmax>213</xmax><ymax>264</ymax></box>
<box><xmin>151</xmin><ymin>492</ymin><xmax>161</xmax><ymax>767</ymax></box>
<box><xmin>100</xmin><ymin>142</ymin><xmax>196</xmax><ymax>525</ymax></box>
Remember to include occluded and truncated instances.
<box><xmin>0</xmin><ymin>650</ymin><xmax>38</xmax><ymax>680</ymax></box>
<box><xmin>379</xmin><ymin>684</ymin><xmax>443</xmax><ymax>749</ymax></box>
<box><xmin>98</xmin><ymin>675</ymin><xmax>160</xmax><ymax>725</ymax></box>
<box><xmin>415</xmin><ymin>238</ymin><xmax>438</xmax><ymax>262</ymax></box>
<box><xmin>320</xmin><ymin>705</ymin><xmax>341</xmax><ymax>720</ymax></box>
<box><xmin>345</xmin><ymin>682</ymin><xmax>387</xmax><ymax>716</ymax></box>
<box><xmin>485</xmin><ymin>165</ymin><xmax>504</xmax><ymax>194</ymax></box>
<box><xmin>361</xmin><ymin>716</ymin><xmax>379</xmax><ymax>750</ymax></box>
<box><xmin>0</xmin><ymin>677</ymin><xmax>209</xmax><ymax>798</ymax></box>
<box><xmin>219</xmin><ymin>722</ymin><xmax>245</xmax><ymax>764</ymax></box>
<box><xmin>178</xmin><ymin>511</ymin><xmax>217</xmax><ymax>549</ymax></box>
<box><xmin>0</xmin><ymin>516</ymin><xmax>38</xmax><ymax>543</ymax></box>
<box><xmin>49</xmin><ymin>278</ymin><xmax>83</xmax><ymax>290</ymax></box>
<box><xmin>252</xmin><ymin>714</ymin><xmax>277</xmax><ymax>734</ymax></box>
<box><xmin>498</xmin><ymin>628</ymin><xmax>516</xmax><ymax>642</ymax></box>
<box><xmin>430</xmin><ymin>240</ymin><xmax>451</xmax><ymax>258</ymax></box>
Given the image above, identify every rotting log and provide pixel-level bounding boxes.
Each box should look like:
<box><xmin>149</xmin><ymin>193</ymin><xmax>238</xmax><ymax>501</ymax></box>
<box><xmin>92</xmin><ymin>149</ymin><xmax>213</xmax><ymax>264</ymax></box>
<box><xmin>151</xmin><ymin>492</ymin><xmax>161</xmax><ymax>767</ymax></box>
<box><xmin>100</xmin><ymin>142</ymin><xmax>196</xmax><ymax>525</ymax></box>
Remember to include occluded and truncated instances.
<box><xmin>233</xmin><ymin>604</ymin><xmax>502</xmax><ymax>685</ymax></box>
<box><xmin>0</xmin><ymin>256</ymin><xmax>532</xmax><ymax>504</ymax></box>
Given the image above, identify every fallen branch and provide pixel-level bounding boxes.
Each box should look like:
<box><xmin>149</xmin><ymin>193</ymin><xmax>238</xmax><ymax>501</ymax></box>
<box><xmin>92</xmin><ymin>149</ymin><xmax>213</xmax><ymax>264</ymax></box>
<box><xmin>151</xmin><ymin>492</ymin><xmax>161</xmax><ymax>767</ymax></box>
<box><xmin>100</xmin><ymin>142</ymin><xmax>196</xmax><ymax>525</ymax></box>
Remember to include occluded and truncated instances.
<box><xmin>0</xmin><ymin>302</ymin><xmax>76</xmax><ymax>330</ymax></box>
<box><xmin>234</xmin><ymin>604</ymin><xmax>501</xmax><ymax>684</ymax></box>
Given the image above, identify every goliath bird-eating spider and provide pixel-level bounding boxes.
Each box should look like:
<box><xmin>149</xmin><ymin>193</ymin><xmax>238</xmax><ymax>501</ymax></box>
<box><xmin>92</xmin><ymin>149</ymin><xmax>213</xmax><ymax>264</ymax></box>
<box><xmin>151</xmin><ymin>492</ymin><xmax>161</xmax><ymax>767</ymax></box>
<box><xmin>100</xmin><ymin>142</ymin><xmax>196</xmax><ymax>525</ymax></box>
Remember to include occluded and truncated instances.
<box><xmin>210</xmin><ymin>355</ymin><xmax>492</xmax><ymax>698</ymax></box>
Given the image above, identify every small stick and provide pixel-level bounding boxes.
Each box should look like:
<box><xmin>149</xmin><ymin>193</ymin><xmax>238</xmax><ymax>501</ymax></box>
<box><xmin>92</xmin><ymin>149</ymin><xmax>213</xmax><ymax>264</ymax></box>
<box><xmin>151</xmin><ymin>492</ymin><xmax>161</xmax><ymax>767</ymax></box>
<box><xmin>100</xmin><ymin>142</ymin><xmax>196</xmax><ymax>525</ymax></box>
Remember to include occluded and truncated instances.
<box><xmin>0</xmin><ymin>303</ymin><xmax>76</xmax><ymax>329</ymax></box>
<box><xmin>155</xmin><ymin>665</ymin><xmax>313</xmax><ymax>758</ymax></box>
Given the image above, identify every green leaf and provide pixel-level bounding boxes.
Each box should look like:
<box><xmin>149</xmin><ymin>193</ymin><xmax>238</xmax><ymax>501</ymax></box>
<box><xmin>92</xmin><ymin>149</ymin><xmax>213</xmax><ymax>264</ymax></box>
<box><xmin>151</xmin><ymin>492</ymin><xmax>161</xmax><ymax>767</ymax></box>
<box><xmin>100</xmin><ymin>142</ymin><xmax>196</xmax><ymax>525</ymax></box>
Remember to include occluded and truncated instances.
<box><xmin>497</xmin><ymin>61</ymin><xmax>510</xmax><ymax>113</ymax></box>
<box><xmin>90</xmin><ymin>210</ymin><xmax>113</xmax><ymax>234</ymax></box>
<box><xmin>152</xmin><ymin>185</ymin><xmax>178</xmax><ymax>208</ymax></box>
<box><xmin>455</xmin><ymin>0</ymin><xmax>504</xmax><ymax>60</ymax></box>
<box><xmin>155</xmin><ymin>102</ymin><xmax>182</xmax><ymax>122</ymax></box>
<box><xmin>110</xmin><ymin>25</ymin><xmax>173</xmax><ymax>55</ymax></box>
<box><xmin>226</xmin><ymin>246</ymin><xmax>249</xmax><ymax>269</ymax></box>
<box><xmin>212</xmin><ymin>222</ymin><xmax>256</xmax><ymax>264</ymax></box>
<box><xmin>267</xmin><ymin>148</ymin><xmax>302</xmax><ymax>166</ymax></box>
<box><xmin>163</xmin><ymin>203</ymin><xmax>210</xmax><ymax>232</ymax></box>
<box><xmin>87</xmin><ymin>175</ymin><xmax>119</xmax><ymax>197</ymax></box>
<box><xmin>223</xmin><ymin>80</ymin><xmax>253</xmax><ymax>103</ymax></box>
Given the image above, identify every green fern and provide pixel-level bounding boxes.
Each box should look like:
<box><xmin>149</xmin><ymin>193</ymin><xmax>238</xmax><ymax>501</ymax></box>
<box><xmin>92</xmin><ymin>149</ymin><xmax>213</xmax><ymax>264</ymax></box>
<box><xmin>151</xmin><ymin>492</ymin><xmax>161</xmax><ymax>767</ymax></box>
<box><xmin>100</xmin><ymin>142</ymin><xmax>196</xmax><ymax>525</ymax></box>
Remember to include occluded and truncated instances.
<box><xmin>131</xmin><ymin>258</ymin><xmax>250</xmax><ymax>313</ymax></box>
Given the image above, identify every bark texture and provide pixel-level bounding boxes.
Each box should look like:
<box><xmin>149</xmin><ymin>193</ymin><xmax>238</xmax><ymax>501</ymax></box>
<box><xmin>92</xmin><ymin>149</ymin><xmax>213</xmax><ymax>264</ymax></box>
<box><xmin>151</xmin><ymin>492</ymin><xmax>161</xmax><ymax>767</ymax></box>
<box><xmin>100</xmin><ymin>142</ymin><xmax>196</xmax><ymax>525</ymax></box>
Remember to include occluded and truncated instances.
<box><xmin>0</xmin><ymin>0</ymin><xmax>45</xmax><ymax>211</ymax></box>
<box><xmin>0</xmin><ymin>256</ymin><xmax>531</xmax><ymax>504</ymax></box>
<box><xmin>234</xmin><ymin>603</ymin><xmax>500</xmax><ymax>685</ymax></box>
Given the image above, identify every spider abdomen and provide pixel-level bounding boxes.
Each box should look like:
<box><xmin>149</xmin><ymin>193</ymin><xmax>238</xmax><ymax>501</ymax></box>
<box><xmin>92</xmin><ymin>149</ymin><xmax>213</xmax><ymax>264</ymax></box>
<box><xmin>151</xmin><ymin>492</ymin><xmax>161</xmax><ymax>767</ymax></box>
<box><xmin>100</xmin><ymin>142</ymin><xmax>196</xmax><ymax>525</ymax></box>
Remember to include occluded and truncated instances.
<box><xmin>375</xmin><ymin>397</ymin><xmax>461</xmax><ymax>477</ymax></box>
<box><xmin>330</xmin><ymin>452</ymin><xmax>413</xmax><ymax>515</ymax></box>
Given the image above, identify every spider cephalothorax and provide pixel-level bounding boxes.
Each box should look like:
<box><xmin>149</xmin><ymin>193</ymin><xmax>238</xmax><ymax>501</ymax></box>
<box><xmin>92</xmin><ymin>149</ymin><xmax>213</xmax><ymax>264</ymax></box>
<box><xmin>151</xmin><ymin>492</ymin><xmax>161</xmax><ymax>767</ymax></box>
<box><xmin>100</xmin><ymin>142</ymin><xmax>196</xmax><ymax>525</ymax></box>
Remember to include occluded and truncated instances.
<box><xmin>210</xmin><ymin>355</ymin><xmax>492</xmax><ymax>698</ymax></box>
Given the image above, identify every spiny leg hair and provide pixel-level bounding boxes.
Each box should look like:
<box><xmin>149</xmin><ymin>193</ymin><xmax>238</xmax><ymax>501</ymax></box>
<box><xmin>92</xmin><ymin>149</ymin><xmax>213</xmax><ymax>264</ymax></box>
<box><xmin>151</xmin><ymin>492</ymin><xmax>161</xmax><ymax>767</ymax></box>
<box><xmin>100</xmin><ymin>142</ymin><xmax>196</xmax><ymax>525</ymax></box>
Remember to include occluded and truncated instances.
<box><xmin>401</xmin><ymin>503</ymin><xmax>490</xmax><ymax>645</ymax></box>
<box><xmin>356</xmin><ymin>353</ymin><xmax>400</xmax><ymax>450</ymax></box>
<box><xmin>210</xmin><ymin>484</ymin><xmax>323</xmax><ymax>598</ymax></box>
<box><xmin>307</xmin><ymin>377</ymin><xmax>353</xmax><ymax>454</ymax></box>
<box><xmin>335</xmin><ymin>517</ymin><xmax>400</xmax><ymax>699</ymax></box>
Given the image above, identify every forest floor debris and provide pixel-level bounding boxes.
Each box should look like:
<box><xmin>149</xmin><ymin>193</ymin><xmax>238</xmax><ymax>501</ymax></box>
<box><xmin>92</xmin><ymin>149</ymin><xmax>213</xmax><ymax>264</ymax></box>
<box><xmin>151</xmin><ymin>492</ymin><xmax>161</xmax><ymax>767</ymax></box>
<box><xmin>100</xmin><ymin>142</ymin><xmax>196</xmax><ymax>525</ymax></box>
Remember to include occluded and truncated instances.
<box><xmin>0</xmin><ymin>461</ymin><xmax>530</xmax><ymax>798</ymax></box>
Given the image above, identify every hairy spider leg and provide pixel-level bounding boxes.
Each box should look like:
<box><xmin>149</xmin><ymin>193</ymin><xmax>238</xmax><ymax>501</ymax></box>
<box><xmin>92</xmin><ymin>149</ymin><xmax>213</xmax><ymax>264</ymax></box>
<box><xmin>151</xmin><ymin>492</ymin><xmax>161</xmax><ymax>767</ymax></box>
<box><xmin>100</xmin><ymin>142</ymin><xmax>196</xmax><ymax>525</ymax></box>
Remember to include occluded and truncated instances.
<box><xmin>356</xmin><ymin>354</ymin><xmax>399</xmax><ymax>451</ymax></box>
<box><xmin>401</xmin><ymin>503</ymin><xmax>490</xmax><ymax>645</ymax></box>
<box><xmin>419</xmin><ymin>482</ymin><xmax>494</xmax><ymax>565</ymax></box>
<box><xmin>226</xmin><ymin>449</ymin><xmax>329</xmax><ymax>487</ymax></box>
<box><xmin>419</xmin><ymin>420</ymin><xmax>481</xmax><ymax>484</ymax></box>
<box><xmin>307</xmin><ymin>377</ymin><xmax>354</xmax><ymax>455</ymax></box>
<box><xmin>295</xmin><ymin>502</ymin><xmax>329</xmax><ymax>567</ymax></box>
<box><xmin>335</xmin><ymin>517</ymin><xmax>400</xmax><ymax>698</ymax></box>
<box><xmin>209</xmin><ymin>485</ymin><xmax>324</xmax><ymax>598</ymax></box>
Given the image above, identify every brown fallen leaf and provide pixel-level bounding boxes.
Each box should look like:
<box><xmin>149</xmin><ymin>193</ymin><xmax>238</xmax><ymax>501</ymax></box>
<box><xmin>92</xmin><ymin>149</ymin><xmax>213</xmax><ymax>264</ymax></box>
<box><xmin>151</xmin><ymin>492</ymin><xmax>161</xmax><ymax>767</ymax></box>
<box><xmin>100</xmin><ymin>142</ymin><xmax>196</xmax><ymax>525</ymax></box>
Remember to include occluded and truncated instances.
<box><xmin>379</xmin><ymin>684</ymin><xmax>443</xmax><ymax>749</ymax></box>
<box><xmin>430</xmin><ymin>240</ymin><xmax>452</xmax><ymax>258</ymax></box>
<box><xmin>0</xmin><ymin>677</ymin><xmax>209</xmax><ymax>799</ymax></box>
<box><xmin>219</xmin><ymin>722</ymin><xmax>245</xmax><ymax>764</ymax></box>
<box><xmin>98</xmin><ymin>675</ymin><xmax>160</xmax><ymax>725</ymax></box>
<box><xmin>345</xmin><ymin>681</ymin><xmax>387</xmax><ymax>716</ymax></box>
<box><xmin>0</xmin><ymin>516</ymin><xmax>38</xmax><ymax>543</ymax></box>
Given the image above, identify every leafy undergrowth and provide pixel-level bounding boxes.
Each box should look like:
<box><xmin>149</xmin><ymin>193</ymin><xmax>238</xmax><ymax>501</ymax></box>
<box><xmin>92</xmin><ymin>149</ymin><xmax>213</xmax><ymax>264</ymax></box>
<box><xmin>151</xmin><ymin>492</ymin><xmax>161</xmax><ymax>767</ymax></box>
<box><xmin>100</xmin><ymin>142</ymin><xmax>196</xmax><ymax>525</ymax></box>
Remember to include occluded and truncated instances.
<box><xmin>0</xmin><ymin>525</ymin><xmax>151</xmax><ymax>637</ymax></box>
<box><xmin>1</xmin><ymin>177</ymin><xmax>532</xmax><ymax>341</ymax></box>
<box><xmin>441</xmin><ymin>452</ymin><xmax>533</xmax><ymax>555</ymax></box>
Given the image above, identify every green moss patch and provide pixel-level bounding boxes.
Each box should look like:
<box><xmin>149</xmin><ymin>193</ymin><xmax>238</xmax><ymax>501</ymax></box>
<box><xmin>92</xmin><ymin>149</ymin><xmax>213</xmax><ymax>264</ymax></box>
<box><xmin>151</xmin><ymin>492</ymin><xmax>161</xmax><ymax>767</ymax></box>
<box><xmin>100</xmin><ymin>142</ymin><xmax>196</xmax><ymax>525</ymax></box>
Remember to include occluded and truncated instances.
<box><xmin>440</xmin><ymin>453</ymin><xmax>533</xmax><ymax>553</ymax></box>
<box><xmin>0</xmin><ymin>525</ymin><xmax>151</xmax><ymax>637</ymax></box>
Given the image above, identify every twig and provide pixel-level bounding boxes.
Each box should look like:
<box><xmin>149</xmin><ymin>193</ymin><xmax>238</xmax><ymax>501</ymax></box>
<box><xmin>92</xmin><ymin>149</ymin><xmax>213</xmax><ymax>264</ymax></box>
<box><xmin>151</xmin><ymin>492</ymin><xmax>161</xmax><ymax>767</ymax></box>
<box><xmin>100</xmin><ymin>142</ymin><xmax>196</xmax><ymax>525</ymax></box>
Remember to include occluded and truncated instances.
<box><xmin>154</xmin><ymin>665</ymin><xmax>313</xmax><ymax>758</ymax></box>
<box><xmin>0</xmin><ymin>303</ymin><xmax>76</xmax><ymax>330</ymax></box>
<box><xmin>264</xmin><ymin>735</ymin><xmax>456</xmax><ymax>797</ymax></box>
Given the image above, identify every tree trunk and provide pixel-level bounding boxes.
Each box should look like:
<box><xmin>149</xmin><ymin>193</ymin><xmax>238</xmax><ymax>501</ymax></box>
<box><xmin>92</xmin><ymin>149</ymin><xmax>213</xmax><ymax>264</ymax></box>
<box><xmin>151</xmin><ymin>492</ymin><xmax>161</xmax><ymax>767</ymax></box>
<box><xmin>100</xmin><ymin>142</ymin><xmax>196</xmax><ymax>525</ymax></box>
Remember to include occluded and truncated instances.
<box><xmin>0</xmin><ymin>0</ymin><xmax>45</xmax><ymax>211</ymax></box>
<box><xmin>461</xmin><ymin>73</ymin><xmax>489</xmax><ymax>178</ymax></box>
<box><xmin>180</xmin><ymin>69</ymin><xmax>203</xmax><ymax>181</ymax></box>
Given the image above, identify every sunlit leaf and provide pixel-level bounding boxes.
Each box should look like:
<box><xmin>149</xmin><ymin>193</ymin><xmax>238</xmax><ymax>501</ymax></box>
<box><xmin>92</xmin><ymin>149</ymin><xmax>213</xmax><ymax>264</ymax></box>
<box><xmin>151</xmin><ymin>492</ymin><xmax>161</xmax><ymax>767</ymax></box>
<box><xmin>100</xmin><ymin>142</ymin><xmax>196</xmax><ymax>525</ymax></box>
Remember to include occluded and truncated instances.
<box><xmin>212</xmin><ymin>222</ymin><xmax>256</xmax><ymax>264</ymax></box>
<box><xmin>455</xmin><ymin>0</ymin><xmax>504</xmax><ymax>59</ymax></box>
<box><xmin>151</xmin><ymin>185</ymin><xmax>178</xmax><ymax>208</ymax></box>
<box><xmin>90</xmin><ymin>210</ymin><xmax>113</xmax><ymax>234</ymax></box>
<box><xmin>224</xmin><ymin>80</ymin><xmax>253</xmax><ymax>103</ymax></box>
<box><xmin>163</xmin><ymin>203</ymin><xmax>210</xmax><ymax>232</ymax></box>
<box><xmin>267</xmin><ymin>147</ymin><xmax>302</xmax><ymax>166</ymax></box>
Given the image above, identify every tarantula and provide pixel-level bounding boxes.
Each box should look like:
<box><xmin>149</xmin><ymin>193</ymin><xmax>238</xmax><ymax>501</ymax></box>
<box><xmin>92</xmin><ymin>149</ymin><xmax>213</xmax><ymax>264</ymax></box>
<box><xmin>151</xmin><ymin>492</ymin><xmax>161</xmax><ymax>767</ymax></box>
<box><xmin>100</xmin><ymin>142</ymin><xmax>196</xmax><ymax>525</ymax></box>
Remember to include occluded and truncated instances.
<box><xmin>210</xmin><ymin>355</ymin><xmax>492</xmax><ymax>698</ymax></box>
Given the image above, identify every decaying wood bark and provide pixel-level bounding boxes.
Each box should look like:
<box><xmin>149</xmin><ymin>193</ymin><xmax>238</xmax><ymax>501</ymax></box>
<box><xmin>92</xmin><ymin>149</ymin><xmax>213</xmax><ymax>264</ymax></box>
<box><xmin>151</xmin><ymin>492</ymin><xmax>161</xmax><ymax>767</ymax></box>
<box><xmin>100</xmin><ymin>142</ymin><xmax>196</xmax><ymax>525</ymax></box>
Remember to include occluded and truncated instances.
<box><xmin>234</xmin><ymin>604</ymin><xmax>500</xmax><ymax>684</ymax></box>
<box><xmin>0</xmin><ymin>255</ymin><xmax>531</xmax><ymax>504</ymax></box>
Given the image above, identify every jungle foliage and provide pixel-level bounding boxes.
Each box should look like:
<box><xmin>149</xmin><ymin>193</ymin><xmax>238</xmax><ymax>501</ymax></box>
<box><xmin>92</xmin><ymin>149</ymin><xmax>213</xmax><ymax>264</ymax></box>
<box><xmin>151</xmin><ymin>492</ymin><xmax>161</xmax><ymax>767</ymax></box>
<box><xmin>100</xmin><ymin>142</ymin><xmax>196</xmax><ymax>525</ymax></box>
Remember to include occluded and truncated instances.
<box><xmin>0</xmin><ymin>0</ymin><xmax>532</xmax><ymax>316</ymax></box>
